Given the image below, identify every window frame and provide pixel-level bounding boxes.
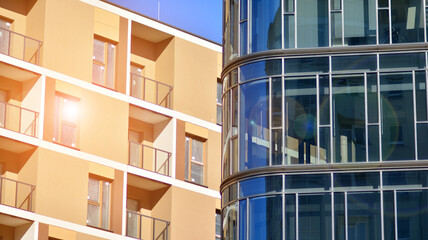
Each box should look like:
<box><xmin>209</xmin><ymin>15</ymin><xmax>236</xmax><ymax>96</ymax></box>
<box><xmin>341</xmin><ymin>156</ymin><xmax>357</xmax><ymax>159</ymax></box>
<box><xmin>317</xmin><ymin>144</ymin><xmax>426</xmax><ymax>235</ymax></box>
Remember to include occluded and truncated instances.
<box><xmin>92</xmin><ymin>37</ymin><xmax>116</xmax><ymax>90</ymax></box>
<box><xmin>215</xmin><ymin>209</ymin><xmax>222</xmax><ymax>240</ymax></box>
<box><xmin>216</xmin><ymin>78</ymin><xmax>223</xmax><ymax>125</ymax></box>
<box><xmin>87</xmin><ymin>176</ymin><xmax>112</xmax><ymax>230</ymax></box>
<box><xmin>185</xmin><ymin>135</ymin><xmax>207</xmax><ymax>185</ymax></box>
<box><xmin>53</xmin><ymin>93</ymin><xmax>79</xmax><ymax>148</ymax></box>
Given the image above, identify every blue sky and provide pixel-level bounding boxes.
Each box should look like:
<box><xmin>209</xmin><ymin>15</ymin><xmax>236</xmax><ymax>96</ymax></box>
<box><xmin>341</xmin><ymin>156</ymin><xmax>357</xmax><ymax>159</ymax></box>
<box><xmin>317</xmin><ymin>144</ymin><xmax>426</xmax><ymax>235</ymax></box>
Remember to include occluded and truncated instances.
<box><xmin>106</xmin><ymin>0</ymin><xmax>222</xmax><ymax>44</ymax></box>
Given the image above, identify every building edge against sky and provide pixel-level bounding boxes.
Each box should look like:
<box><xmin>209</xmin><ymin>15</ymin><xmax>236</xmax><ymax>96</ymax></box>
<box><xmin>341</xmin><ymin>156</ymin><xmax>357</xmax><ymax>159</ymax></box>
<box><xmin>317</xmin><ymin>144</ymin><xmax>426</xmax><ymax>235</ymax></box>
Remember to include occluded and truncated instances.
<box><xmin>0</xmin><ymin>0</ymin><xmax>223</xmax><ymax>239</ymax></box>
<box><xmin>222</xmin><ymin>0</ymin><xmax>428</xmax><ymax>239</ymax></box>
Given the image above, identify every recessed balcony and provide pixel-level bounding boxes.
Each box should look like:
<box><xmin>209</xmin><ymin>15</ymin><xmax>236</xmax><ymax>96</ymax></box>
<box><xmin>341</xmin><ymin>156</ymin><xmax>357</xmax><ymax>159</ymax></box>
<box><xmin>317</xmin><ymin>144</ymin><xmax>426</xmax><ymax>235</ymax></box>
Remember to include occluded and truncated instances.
<box><xmin>126</xmin><ymin>210</ymin><xmax>169</xmax><ymax>240</ymax></box>
<box><xmin>0</xmin><ymin>101</ymin><xmax>38</xmax><ymax>138</ymax></box>
<box><xmin>129</xmin><ymin>141</ymin><xmax>171</xmax><ymax>176</ymax></box>
<box><xmin>0</xmin><ymin>27</ymin><xmax>42</xmax><ymax>65</ymax></box>
<box><xmin>130</xmin><ymin>73</ymin><xmax>173</xmax><ymax>109</ymax></box>
<box><xmin>0</xmin><ymin>176</ymin><xmax>35</xmax><ymax>212</ymax></box>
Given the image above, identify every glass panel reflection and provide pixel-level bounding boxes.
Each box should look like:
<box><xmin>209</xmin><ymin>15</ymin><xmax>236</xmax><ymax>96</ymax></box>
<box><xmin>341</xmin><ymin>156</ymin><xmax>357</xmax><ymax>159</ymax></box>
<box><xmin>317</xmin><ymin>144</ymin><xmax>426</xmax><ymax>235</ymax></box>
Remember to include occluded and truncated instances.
<box><xmin>334</xmin><ymin>172</ymin><xmax>380</xmax><ymax>190</ymax></box>
<box><xmin>285</xmin><ymin>174</ymin><xmax>331</xmax><ymax>192</ymax></box>
<box><xmin>223</xmin><ymin>202</ymin><xmax>237</xmax><ymax>240</ymax></box>
<box><xmin>343</xmin><ymin>0</ymin><xmax>376</xmax><ymax>45</ymax></box>
<box><xmin>299</xmin><ymin>193</ymin><xmax>332</xmax><ymax>240</ymax></box>
<box><xmin>251</xmin><ymin>0</ymin><xmax>281</xmax><ymax>52</ymax></box>
<box><xmin>390</xmin><ymin>0</ymin><xmax>424</xmax><ymax>43</ymax></box>
<box><xmin>240</xmin><ymin>60</ymin><xmax>282</xmax><ymax>82</ymax></box>
<box><xmin>347</xmin><ymin>192</ymin><xmax>381</xmax><ymax>240</ymax></box>
<box><xmin>296</xmin><ymin>0</ymin><xmax>328</xmax><ymax>48</ymax></box>
<box><xmin>239</xmin><ymin>175</ymin><xmax>282</xmax><ymax>198</ymax></box>
<box><xmin>249</xmin><ymin>195</ymin><xmax>282</xmax><ymax>240</ymax></box>
<box><xmin>396</xmin><ymin>190</ymin><xmax>428</xmax><ymax>240</ymax></box>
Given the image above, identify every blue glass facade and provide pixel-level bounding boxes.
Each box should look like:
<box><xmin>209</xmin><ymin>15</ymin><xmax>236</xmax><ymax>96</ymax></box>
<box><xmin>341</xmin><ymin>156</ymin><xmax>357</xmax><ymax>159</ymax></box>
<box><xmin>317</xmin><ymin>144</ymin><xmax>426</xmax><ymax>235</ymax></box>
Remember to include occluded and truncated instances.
<box><xmin>222</xmin><ymin>0</ymin><xmax>428</xmax><ymax>239</ymax></box>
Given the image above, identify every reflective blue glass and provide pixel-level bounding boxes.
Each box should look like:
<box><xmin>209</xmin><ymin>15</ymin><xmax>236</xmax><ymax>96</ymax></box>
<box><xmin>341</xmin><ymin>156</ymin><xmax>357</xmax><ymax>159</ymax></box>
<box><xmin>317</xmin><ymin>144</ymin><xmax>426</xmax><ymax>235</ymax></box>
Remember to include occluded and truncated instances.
<box><xmin>240</xmin><ymin>21</ymin><xmax>247</xmax><ymax>55</ymax></box>
<box><xmin>343</xmin><ymin>0</ymin><xmax>376</xmax><ymax>45</ymax></box>
<box><xmin>251</xmin><ymin>0</ymin><xmax>281</xmax><ymax>52</ymax></box>
<box><xmin>299</xmin><ymin>194</ymin><xmax>331</xmax><ymax>240</ymax></box>
<box><xmin>417</xmin><ymin>124</ymin><xmax>428</xmax><ymax>159</ymax></box>
<box><xmin>239</xmin><ymin>175</ymin><xmax>282</xmax><ymax>198</ymax></box>
<box><xmin>334</xmin><ymin>192</ymin><xmax>346</xmax><ymax>240</ymax></box>
<box><xmin>415</xmin><ymin>71</ymin><xmax>427</xmax><ymax>121</ymax></box>
<box><xmin>239</xmin><ymin>200</ymin><xmax>247</xmax><ymax>240</ymax></box>
<box><xmin>396</xmin><ymin>190</ymin><xmax>428</xmax><ymax>239</ymax></box>
<box><xmin>284</xmin><ymin>57</ymin><xmax>329</xmax><ymax>75</ymax></box>
<box><xmin>240</xmin><ymin>60</ymin><xmax>281</xmax><ymax>82</ymax></box>
<box><xmin>379</xmin><ymin>53</ymin><xmax>425</xmax><ymax>69</ymax></box>
<box><xmin>223</xmin><ymin>202</ymin><xmax>237</xmax><ymax>240</ymax></box>
<box><xmin>285</xmin><ymin>194</ymin><xmax>296</xmax><ymax>240</ymax></box>
<box><xmin>378</xmin><ymin>10</ymin><xmax>390</xmax><ymax>44</ymax></box>
<box><xmin>332</xmin><ymin>55</ymin><xmax>377</xmax><ymax>72</ymax></box>
<box><xmin>333</xmin><ymin>172</ymin><xmax>380</xmax><ymax>189</ymax></box>
<box><xmin>296</xmin><ymin>0</ymin><xmax>328</xmax><ymax>48</ymax></box>
<box><xmin>383</xmin><ymin>191</ymin><xmax>395</xmax><ymax>240</ymax></box>
<box><xmin>284</xmin><ymin>174</ymin><xmax>331</xmax><ymax>191</ymax></box>
<box><xmin>249</xmin><ymin>195</ymin><xmax>282</xmax><ymax>240</ymax></box>
<box><xmin>380</xmin><ymin>73</ymin><xmax>415</xmax><ymax>161</ymax></box>
<box><xmin>239</xmin><ymin>79</ymin><xmax>269</xmax><ymax>171</ymax></box>
<box><xmin>391</xmin><ymin>0</ymin><xmax>424</xmax><ymax>43</ymax></box>
<box><xmin>240</xmin><ymin>0</ymin><xmax>247</xmax><ymax>20</ymax></box>
<box><xmin>347</xmin><ymin>192</ymin><xmax>381</xmax><ymax>240</ymax></box>
<box><xmin>383</xmin><ymin>171</ymin><xmax>428</xmax><ymax>188</ymax></box>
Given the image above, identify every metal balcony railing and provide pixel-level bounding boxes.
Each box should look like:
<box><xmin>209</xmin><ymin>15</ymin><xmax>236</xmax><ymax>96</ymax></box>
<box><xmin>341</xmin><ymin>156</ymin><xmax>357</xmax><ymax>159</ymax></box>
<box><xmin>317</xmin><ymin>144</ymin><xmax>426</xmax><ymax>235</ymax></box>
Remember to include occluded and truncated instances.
<box><xmin>126</xmin><ymin>210</ymin><xmax>170</xmax><ymax>240</ymax></box>
<box><xmin>129</xmin><ymin>141</ymin><xmax>171</xmax><ymax>176</ymax></box>
<box><xmin>0</xmin><ymin>101</ymin><xmax>38</xmax><ymax>137</ymax></box>
<box><xmin>0</xmin><ymin>176</ymin><xmax>35</xmax><ymax>211</ymax></box>
<box><xmin>0</xmin><ymin>27</ymin><xmax>42</xmax><ymax>65</ymax></box>
<box><xmin>130</xmin><ymin>73</ymin><xmax>173</xmax><ymax>109</ymax></box>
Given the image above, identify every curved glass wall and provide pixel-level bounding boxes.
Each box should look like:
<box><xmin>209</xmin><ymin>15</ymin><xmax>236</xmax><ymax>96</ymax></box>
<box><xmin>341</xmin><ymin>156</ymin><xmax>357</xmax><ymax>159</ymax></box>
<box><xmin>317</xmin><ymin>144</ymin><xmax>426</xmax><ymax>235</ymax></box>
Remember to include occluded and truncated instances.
<box><xmin>223</xmin><ymin>0</ymin><xmax>427</xmax><ymax>64</ymax></box>
<box><xmin>222</xmin><ymin>169</ymin><xmax>428</xmax><ymax>240</ymax></box>
<box><xmin>222</xmin><ymin>52</ymin><xmax>428</xmax><ymax>178</ymax></box>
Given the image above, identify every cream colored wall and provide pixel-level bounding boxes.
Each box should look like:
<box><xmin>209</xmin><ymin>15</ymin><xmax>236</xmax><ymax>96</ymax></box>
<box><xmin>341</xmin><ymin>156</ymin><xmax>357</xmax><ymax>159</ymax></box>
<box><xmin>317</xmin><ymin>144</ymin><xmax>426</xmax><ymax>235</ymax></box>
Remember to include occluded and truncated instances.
<box><xmin>79</xmin><ymin>89</ymin><xmax>129</xmax><ymax>164</ymax></box>
<box><xmin>155</xmin><ymin>38</ymin><xmax>175</xmax><ymax>88</ymax></box>
<box><xmin>206</xmin><ymin>130</ymin><xmax>221</xmax><ymax>191</ymax></box>
<box><xmin>130</xmin><ymin>36</ymin><xmax>156</xmax><ymax>79</ymax></box>
<box><xmin>21</xmin><ymin>77</ymin><xmax>43</xmax><ymax>137</ymax></box>
<box><xmin>42</xmin><ymin>0</ymin><xmax>93</xmax><ymax>81</ymax></box>
<box><xmin>25</xmin><ymin>0</ymin><xmax>45</xmax><ymax>50</ymax></box>
<box><xmin>14</xmin><ymin>222</ymin><xmax>35</xmax><ymax>240</ymax></box>
<box><xmin>170</xmin><ymin>186</ymin><xmax>216</xmax><ymax>239</ymax></box>
<box><xmin>94</xmin><ymin>7</ymin><xmax>119</xmax><ymax>42</ymax></box>
<box><xmin>173</xmin><ymin>37</ymin><xmax>218</xmax><ymax>123</ymax></box>
<box><xmin>49</xmin><ymin>226</ymin><xmax>76</xmax><ymax>240</ymax></box>
<box><xmin>153</xmin><ymin>119</ymin><xmax>173</xmax><ymax>174</ymax></box>
<box><xmin>0</xmin><ymin>224</ymin><xmax>14</xmax><ymax>240</ymax></box>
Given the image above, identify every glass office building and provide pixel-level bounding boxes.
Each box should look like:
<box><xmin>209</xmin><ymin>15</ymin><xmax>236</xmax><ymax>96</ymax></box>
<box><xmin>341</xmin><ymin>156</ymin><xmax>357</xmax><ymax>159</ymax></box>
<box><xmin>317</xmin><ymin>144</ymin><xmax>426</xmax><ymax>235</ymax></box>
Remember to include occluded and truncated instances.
<box><xmin>221</xmin><ymin>0</ymin><xmax>428</xmax><ymax>239</ymax></box>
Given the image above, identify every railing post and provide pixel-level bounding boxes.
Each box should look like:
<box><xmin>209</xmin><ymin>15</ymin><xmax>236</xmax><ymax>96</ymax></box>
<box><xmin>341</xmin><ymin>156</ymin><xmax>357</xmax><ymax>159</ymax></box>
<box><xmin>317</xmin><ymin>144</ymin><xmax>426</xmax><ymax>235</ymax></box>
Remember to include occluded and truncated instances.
<box><xmin>169</xmin><ymin>87</ymin><xmax>172</xmax><ymax>109</ymax></box>
<box><xmin>156</xmin><ymin>82</ymin><xmax>159</xmax><ymax>105</ymax></box>
<box><xmin>29</xmin><ymin>186</ymin><xmax>34</xmax><ymax>211</ymax></box>
<box><xmin>4</xmin><ymin>102</ymin><xmax>7</xmax><ymax>129</ymax></box>
<box><xmin>139</xmin><ymin>213</ymin><xmax>142</xmax><ymax>240</ymax></box>
<box><xmin>143</xmin><ymin>77</ymin><xmax>146</xmax><ymax>101</ymax></box>
<box><xmin>14</xmin><ymin>181</ymin><xmax>18</xmax><ymax>208</ymax></box>
<box><xmin>23</xmin><ymin>36</ymin><xmax>26</xmax><ymax>61</ymax></box>
<box><xmin>19</xmin><ymin>107</ymin><xmax>22</xmax><ymax>133</ymax></box>
<box><xmin>7</xmin><ymin>30</ymin><xmax>11</xmax><ymax>56</ymax></box>
<box><xmin>37</xmin><ymin>42</ymin><xmax>41</xmax><ymax>65</ymax></box>
<box><xmin>155</xmin><ymin>149</ymin><xmax>157</xmax><ymax>173</ymax></box>
<box><xmin>0</xmin><ymin>178</ymin><xmax>2</xmax><ymax>205</ymax></box>
<box><xmin>152</xmin><ymin>219</ymin><xmax>156</xmax><ymax>240</ymax></box>
<box><xmin>141</xmin><ymin>144</ymin><xmax>144</xmax><ymax>169</ymax></box>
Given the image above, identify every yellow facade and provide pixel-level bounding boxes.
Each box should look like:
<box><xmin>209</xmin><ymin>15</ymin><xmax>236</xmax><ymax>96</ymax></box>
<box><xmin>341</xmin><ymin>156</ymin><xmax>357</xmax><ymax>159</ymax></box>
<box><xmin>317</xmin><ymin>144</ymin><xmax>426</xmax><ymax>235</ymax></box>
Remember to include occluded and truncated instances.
<box><xmin>0</xmin><ymin>0</ymin><xmax>222</xmax><ymax>239</ymax></box>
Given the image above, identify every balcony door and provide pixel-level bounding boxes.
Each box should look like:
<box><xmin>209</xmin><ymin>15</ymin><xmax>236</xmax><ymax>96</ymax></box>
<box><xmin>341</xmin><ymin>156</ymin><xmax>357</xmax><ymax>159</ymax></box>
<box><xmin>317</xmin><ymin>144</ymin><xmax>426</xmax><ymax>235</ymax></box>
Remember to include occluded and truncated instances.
<box><xmin>0</xmin><ymin>19</ymin><xmax>10</xmax><ymax>55</ymax></box>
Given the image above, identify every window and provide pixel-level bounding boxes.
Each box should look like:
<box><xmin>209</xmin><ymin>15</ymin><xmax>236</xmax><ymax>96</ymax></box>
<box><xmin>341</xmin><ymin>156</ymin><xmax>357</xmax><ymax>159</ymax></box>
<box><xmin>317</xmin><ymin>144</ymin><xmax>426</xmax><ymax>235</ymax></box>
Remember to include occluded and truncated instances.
<box><xmin>54</xmin><ymin>94</ymin><xmax>79</xmax><ymax>148</ymax></box>
<box><xmin>185</xmin><ymin>136</ymin><xmax>206</xmax><ymax>185</ymax></box>
<box><xmin>215</xmin><ymin>210</ymin><xmax>221</xmax><ymax>240</ymax></box>
<box><xmin>0</xmin><ymin>18</ymin><xmax>11</xmax><ymax>55</ymax></box>
<box><xmin>92</xmin><ymin>38</ymin><xmax>116</xmax><ymax>89</ymax></box>
<box><xmin>0</xmin><ymin>89</ymin><xmax>7</xmax><ymax>128</ymax></box>
<box><xmin>130</xmin><ymin>64</ymin><xmax>144</xmax><ymax>99</ymax></box>
<box><xmin>216</xmin><ymin>79</ymin><xmax>222</xmax><ymax>125</ymax></box>
<box><xmin>87</xmin><ymin>177</ymin><xmax>111</xmax><ymax>230</ymax></box>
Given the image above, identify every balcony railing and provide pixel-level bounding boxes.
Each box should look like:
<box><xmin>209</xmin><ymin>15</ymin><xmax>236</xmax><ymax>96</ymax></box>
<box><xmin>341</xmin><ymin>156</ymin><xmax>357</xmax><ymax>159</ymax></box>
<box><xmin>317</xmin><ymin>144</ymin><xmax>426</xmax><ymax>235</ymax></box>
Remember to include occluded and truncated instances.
<box><xmin>0</xmin><ymin>101</ymin><xmax>38</xmax><ymax>137</ymax></box>
<box><xmin>129</xmin><ymin>141</ymin><xmax>171</xmax><ymax>176</ymax></box>
<box><xmin>0</xmin><ymin>176</ymin><xmax>35</xmax><ymax>211</ymax></box>
<box><xmin>126</xmin><ymin>210</ymin><xmax>169</xmax><ymax>240</ymax></box>
<box><xmin>130</xmin><ymin>73</ymin><xmax>173</xmax><ymax>109</ymax></box>
<box><xmin>0</xmin><ymin>27</ymin><xmax>42</xmax><ymax>65</ymax></box>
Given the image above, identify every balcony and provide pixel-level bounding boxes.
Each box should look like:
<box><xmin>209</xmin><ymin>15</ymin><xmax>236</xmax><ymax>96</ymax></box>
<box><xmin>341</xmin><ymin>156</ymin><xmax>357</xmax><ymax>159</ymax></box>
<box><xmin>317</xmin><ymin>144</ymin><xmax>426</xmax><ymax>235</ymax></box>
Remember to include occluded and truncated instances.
<box><xmin>130</xmin><ymin>73</ymin><xmax>173</xmax><ymax>109</ymax></box>
<box><xmin>129</xmin><ymin>141</ymin><xmax>171</xmax><ymax>176</ymax></box>
<box><xmin>126</xmin><ymin>210</ymin><xmax>169</xmax><ymax>240</ymax></box>
<box><xmin>0</xmin><ymin>101</ymin><xmax>39</xmax><ymax>137</ymax></box>
<box><xmin>0</xmin><ymin>176</ymin><xmax>35</xmax><ymax>211</ymax></box>
<box><xmin>0</xmin><ymin>27</ymin><xmax>42</xmax><ymax>65</ymax></box>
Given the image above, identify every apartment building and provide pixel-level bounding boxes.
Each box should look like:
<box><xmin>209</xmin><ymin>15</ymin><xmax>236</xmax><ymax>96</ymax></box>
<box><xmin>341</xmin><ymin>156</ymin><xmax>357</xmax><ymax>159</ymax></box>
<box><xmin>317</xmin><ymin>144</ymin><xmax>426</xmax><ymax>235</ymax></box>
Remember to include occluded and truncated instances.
<box><xmin>0</xmin><ymin>0</ymin><xmax>222</xmax><ymax>239</ymax></box>
<box><xmin>222</xmin><ymin>0</ymin><xmax>428</xmax><ymax>239</ymax></box>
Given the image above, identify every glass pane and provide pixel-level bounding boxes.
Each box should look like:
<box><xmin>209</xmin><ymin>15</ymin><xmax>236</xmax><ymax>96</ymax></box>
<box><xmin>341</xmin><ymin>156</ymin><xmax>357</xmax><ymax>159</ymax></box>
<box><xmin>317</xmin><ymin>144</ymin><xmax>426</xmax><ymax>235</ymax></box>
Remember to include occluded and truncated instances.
<box><xmin>380</xmin><ymin>73</ymin><xmax>415</xmax><ymax>161</ymax></box>
<box><xmin>131</xmin><ymin>73</ymin><xmax>142</xmax><ymax>99</ymax></box>
<box><xmin>334</xmin><ymin>192</ymin><xmax>346</xmax><ymax>240</ymax></box>
<box><xmin>379</xmin><ymin>53</ymin><xmax>425</xmax><ymax>70</ymax></box>
<box><xmin>285</xmin><ymin>77</ymin><xmax>317</xmax><ymax>165</ymax></box>
<box><xmin>185</xmin><ymin>137</ymin><xmax>189</xmax><ymax>181</ymax></box>
<box><xmin>0</xmin><ymin>29</ymin><xmax>10</xmax><ymax>55</ymax></box>
<box><xmin>319</xmin><ymin>127</ymin><xmax>331</xmax><ymax>163</ymax></box>
<box><xmin>319</xmin><ymin>75</ymin><xmax>330</xmax><ymax>125</ymax></box>
<box><xmin>216</xmin><ymin>213</ymin><xmax>221</xmax><ymax>235</ymax></box>
<box><xmin>391</xmin><ymin>0</ymin><xmax>424</xmax><ymax>43</ymax></box>
<box><xmin>383</xmin><ymin>170</ymin><xmax>428</xmax><ymax>188</ymax></box>
<box><xmin>249</xmin><ymin>195</ymin><xmax>282</xmax><ymax>240</ymax></box>
<box><xmin>192</xmin><ymin>139</ymin><xmax>203</xmax><ymax>163</ymax></box>
<box><xmin>0</xmin><ymin>101</ymin><xmax>5</xmax><ymax>128</ymax></box>
<box><xmin>417</xmin><ymin>123</ymin><xmax>428</xmax><ymax>159</ymax></box>
<box><xmin>367</xmin><ymin>73</ymin><xmax>378</xmax><ymax>123</ymax></box>
<box><xmin>239</xmin><ymin>175</ymin><xmax>282</xmax><ymax>198</ymax></box>
<box><xmin>347</xmin><ymin>192</ymin><xmax>381</xmax><ymax>240</ymax></box>
<box><xmin>284</xmin><ymin>174</ymin><xmax>331</xmax><ymax>192</ymax></box>
<box><xmin>240</xmin><ymin>60</ymin><xmax>281</xmax><ymax>82</ymax></box>
<box><xmin>378</xmin><ymin>0</ymin><xmax>388</xmax><ymax>7</ymax></box>
<box><xmin>272</xmin><ymin>77</ymin><xmax>282</xmax><ymax>127</ymax></box>
<box><xmin>272</xmin><ymin>129</ymin><xmax>283</xmax><ymax>165</ymax></box>
<box><xmin>343</xmin><ymin>0</ymin><xmax>376</xmax><ymax>45</ymax></box>
<box><xmin>93</xmin><ymin>39</ymin><xmax>104</xmax><ymax>62</ymax></box>
<box><xmin>231</xmin><ymin>137</ymin><xmax>238</xmax><ymax>174</ymax></box>
<box><xmin>223</xmin><ymin>202</ymin><xmax>237</xmax><ymax>240</ymax></box>
<box><xmin>88</xmin><ymin>178</ymin><xmax>99</xmax><ymax>201</ymax></box>
<box><xmin>284</xmin><ymin>57</ymin><xmax>329</xmax><ymax>75</ymax></box>
<box><xmin>62</xmin><ymin>98</ymin><xmax>78</xmax><ymax>124</ymax></box>
<box><xmin>224</xmin><ymin>140</ymin><xmax>230</xmax><ymax>179</ymax></box>
<box><xmin>217</xmin><ymin>105</ymin><xmax>222</xmax><ymax>125</ymax></box>
<box><xmin>92</xmin><ymin>63</ymin><xmax>105</xmax><ymax>85</ymax></box>
<box><xmin>251</xmin><ymin>0</ymin><xmax>281</xmax><ymax>52</ymax></box>
<box><xmin>332</xmin><ymin>55</ymin><xmax>377</xmax><ymax>72</ymax></box>
<box><xmin>368</xmin><ymin>125</ymin><xmax>380</xmax><ymax>161</ymax></box>
<box><xmin>129</xmin><ymin>141</ymin><xmax>140</xmax><ymax>167</ymax></box>
<box><xmin>240</xmin><ymin>0</ymin><xmax>247</xmax><ymax>20</ymax></box>
<box><xmin>230</xmin><ymin>0</ymin><xmax>239</xmax><ymax>59</ymax></box>
<box><xmin>331</xmin><ymin>0</ymin><xmax>341</xmax><ymax>10</ymax></box>
<box><xmin>396</xmin><ymin>190</ymin><xmax>428</xmax><ymax>239</ymax></box>
<box><xmin>284</xmin><ymin>14</ymin><xmax>295</xmax><ymax>48</ymax></box>
<box><xmin>87</xmin><ymin>203</ymin><xmax>100</xmax><ymax>227</ymax></box>
<box><xmin>298</xmin><ymin>193</ymin><xmax>331</xmax><ymax>240</ymax></box>
<box><xmin>331</xmin><ymin>12</ymin><xmax>342</xmax><ymax>46</ymax></box>
<box><xmin>296</xmin><ymin>0</ymin><xmax>328</xmax><ymax>48</ymax></box>
<box><xmin>61</xmin><ymin>123</ymin><xmax>77</xmax><ymax>147</ymax></box>
<box><xmin>239</xmin><ymin>200</ymin><xmax>247</xmax><ymax>240</ymax></box>
<box><xmin>240</xmin><ymin>21</ymin><xmax>248</xmax><ymax>55</ymax></box>
<box><xmin>191</xmin><ymin>163</ymin><xmax>203</xmax><ymax>184</ymax></box>
<box><xmin>333</xmin><ymin>75</ymin><xmax>366</xmax><ymax>163</ymax></box>
<box><xmin>232</xmin><ymin>87</ymin><xmax>238</xmax><ymax>135</ymax></box>
<box><xmin>106</xmin><ymin>43</ymin><xmax>115</xmax><ymax>89</ymax></box>
<box><xmin>415</xmin><ymin>71</ymin><xmax>427</xmax><ymax>121</ymax></box>
<box><xmin>285</xmin><ymin>194</ymin><xmax>296</xmax><ymax>240</ymax></box>
<box><xmin>284</xmin><ymin>0</ymin><xmax>294</xmax><ymax>12</ymax></box>
<box><xmin>378</xmin><ymin>10</ymin><xmax>390</xmax><ymax>44</ymax></box>
<box><xmin>333</xmin><ymin>172</ymin><xmax>380</xmax><ymax>190</ymax></box>
<box><xmin>231</xmin><ymin>69</ymin><xmax>238</xmax><ymax>86</ymax></box>
<box><xmin>383</xmin><ymin>191</ymin><xmax>395</xmax><ymax>240</ymax></box>
<box><xmin>239</xmin><ymin>80</ymin><xmax>269</xmax><ymax>170</ymax></box>
<box><xmin>217</xmin><ymin>82</ymin><xmax>222</xmax><ymax>104</ymax></box>
<box><xmin>101</xmin><ymin>182</ymin><xmax>110</xmax><ymax>229</ymax></box>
